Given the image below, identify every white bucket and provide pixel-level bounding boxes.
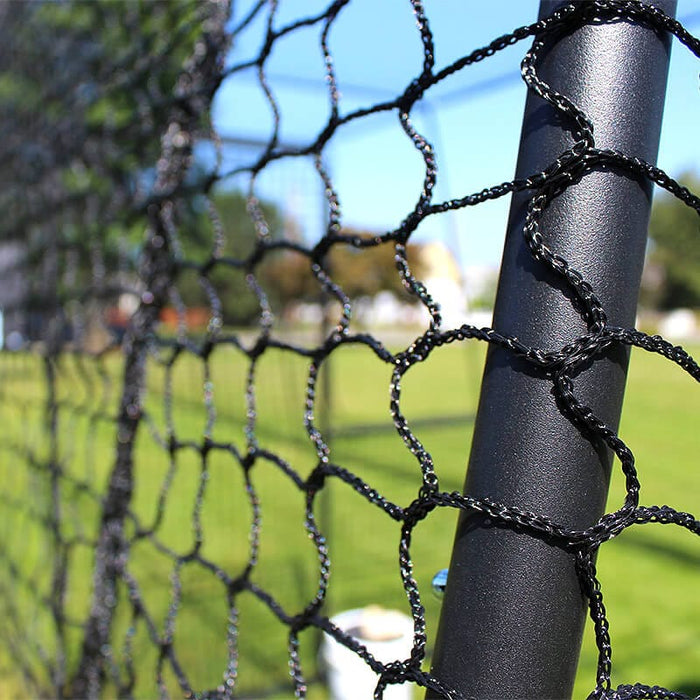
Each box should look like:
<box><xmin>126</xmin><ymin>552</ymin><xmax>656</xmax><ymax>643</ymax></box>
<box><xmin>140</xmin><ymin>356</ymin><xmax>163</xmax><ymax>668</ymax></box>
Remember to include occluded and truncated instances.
<box><xmin>321</xmin><ymin>607</ymin><xmax>414</xmax><ymax>700</ymax></box>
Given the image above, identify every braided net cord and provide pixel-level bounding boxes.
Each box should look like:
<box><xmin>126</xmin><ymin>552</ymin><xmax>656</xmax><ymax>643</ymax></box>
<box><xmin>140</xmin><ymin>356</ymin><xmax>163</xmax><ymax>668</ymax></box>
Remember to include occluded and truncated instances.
<box><xmin>0</xmin><ymin>1</ymin><xmax>697</xmax><ymax>699</ymax></box>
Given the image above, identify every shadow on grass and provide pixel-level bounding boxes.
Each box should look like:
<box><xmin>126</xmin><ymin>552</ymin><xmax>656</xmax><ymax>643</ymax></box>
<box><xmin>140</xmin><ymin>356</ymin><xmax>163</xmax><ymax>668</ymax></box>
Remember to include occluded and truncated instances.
<box><xmin>333</xmin><ymin>413</ymin><xmax>474</xmax><ymax>439</ymax></box>
<box><xmin>672</xmin><ymin>681</ymin><xmax>700</xmax><ymax>698</ymax></box>
<box><xmin>229</xmin><ymin>674</ymin><xmax>323</xmax><ymax>698</ymax></box>
<box><xmin>615</xmin><ymin>530</ymin><xmax>700</xmax><ymax>568</ymax></box>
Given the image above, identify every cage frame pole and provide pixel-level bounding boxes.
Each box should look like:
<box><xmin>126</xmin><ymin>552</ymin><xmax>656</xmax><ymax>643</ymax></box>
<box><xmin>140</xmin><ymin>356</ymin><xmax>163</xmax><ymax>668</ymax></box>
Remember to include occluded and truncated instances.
<box><xmin>427</xmin><ymin>1</ymin><xmax>676</xmax><ymax>698</ymax></box>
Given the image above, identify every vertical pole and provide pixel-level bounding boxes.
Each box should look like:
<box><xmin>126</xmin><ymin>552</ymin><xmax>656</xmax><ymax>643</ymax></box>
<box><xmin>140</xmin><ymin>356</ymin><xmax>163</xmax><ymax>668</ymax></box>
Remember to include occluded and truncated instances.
<box><xmin>428</xmin><ymin>2</ymin><xmax>675</xmax><ymax>698</ymax></box>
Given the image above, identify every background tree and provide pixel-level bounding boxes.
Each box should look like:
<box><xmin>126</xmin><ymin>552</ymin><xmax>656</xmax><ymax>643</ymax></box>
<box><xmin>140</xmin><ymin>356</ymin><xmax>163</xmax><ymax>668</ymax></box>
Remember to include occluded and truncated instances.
<box><xmin>328</xmin><ymin>234</ymin><xmax>426</xmax><ymax>301</ymax></box>
<box><xmin>175</xmin><ymin>193</ymin><xmax>428</xmax><ymax>327</ymax></box>
<box><xmin>646</xmin><ymin>173</ymin><xmax>700</xmax><ymax>310</ymax></box>
<box><xmin>257</xmin><ymin>229</ymin><xmax>427</xmax><ymax>322</ymax></box>
<box><xmin>0</xmin><ymin>0</ymin><xmax>207</xmax><ymax>342</ymax></box>
<box><xmin>174</xmin><ymin>189</ymin><xmax>286</xmax><ymax>327</ymax></box>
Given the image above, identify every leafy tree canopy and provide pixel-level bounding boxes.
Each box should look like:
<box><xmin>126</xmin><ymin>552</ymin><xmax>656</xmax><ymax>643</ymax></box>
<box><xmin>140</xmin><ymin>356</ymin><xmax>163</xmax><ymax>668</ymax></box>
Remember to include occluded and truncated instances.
<box><xmin>0</xmin><ymin>0</ymin><xmax>206</xmax><ymax>305</ymax></box>
<box><xmin>175</xmin><ymin>190</ymin><xmax>427</xmax><ymax>327</ymax></box>
<box><xmin>647</xmin><ymin>173</ymin><xmax>700</xmax><ymax>309</ymax></box>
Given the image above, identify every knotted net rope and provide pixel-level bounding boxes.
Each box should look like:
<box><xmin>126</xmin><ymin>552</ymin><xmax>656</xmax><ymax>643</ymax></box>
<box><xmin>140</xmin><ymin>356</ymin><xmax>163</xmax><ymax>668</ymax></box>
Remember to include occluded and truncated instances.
<box><xmin>0</xmin><ymin>1</ymin><xmax>698</xmax><ymax>699</ymax></box>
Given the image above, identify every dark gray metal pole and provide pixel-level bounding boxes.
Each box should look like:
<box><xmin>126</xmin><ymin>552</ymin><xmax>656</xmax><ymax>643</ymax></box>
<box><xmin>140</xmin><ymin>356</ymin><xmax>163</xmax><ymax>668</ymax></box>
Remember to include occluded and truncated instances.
<box><xmin>428</xmin><ymin>2</ymin><xmax>675</xmax><ymax>698</ymax></box>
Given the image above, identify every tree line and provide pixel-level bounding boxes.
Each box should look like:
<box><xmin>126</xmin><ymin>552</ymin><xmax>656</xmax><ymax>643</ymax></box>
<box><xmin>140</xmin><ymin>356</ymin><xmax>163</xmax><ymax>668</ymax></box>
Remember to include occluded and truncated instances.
<box><xmin>645</xmin><ymin>172</ymin><xmax>700</xmax><ymax>310</ymax></box>
<box><xmin>175</xmin><ymin>189</ymin><xmax>426</xmax><ymax>326</ymax></box>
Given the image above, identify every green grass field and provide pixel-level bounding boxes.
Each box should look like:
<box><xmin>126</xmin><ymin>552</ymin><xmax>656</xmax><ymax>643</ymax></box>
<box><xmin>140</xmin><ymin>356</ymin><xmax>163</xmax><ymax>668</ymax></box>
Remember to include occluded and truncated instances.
<box><xmin>0</xmin><ymin>337</ymin><xmax>697</xmax><ymax>699</ymax></box>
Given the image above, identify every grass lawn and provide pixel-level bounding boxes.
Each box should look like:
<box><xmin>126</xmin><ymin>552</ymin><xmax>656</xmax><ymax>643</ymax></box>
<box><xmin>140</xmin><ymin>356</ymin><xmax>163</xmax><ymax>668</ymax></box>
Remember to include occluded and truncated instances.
<box><xmin>0</xmin><ymin>335</ymin><xmax>697</xmax><ymax>698</ymax></box>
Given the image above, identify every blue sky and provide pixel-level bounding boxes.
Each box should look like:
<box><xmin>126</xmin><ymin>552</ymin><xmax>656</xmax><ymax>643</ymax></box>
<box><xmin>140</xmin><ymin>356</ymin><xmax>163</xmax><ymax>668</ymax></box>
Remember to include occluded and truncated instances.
<box><xmin>213</xmin><ymin>1</ymin><xmax>700</xmax><ymax>270</ymax></box>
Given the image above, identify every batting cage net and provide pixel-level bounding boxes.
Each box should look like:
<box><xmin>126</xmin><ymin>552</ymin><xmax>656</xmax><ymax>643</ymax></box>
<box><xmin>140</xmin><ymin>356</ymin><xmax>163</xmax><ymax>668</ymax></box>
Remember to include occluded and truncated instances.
<box><xmin>0</xmin><ymin>1</ymin><xmax>698</xmax><ymax>699</ymax></box>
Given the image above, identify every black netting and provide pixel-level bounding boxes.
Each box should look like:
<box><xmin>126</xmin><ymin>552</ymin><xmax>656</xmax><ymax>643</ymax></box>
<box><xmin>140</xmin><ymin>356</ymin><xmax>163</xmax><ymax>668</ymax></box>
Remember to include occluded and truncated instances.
<box><xmin>0</xmin><ymin>1</ymin><xmax>698</xmax><ymax>699</ymax></box>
